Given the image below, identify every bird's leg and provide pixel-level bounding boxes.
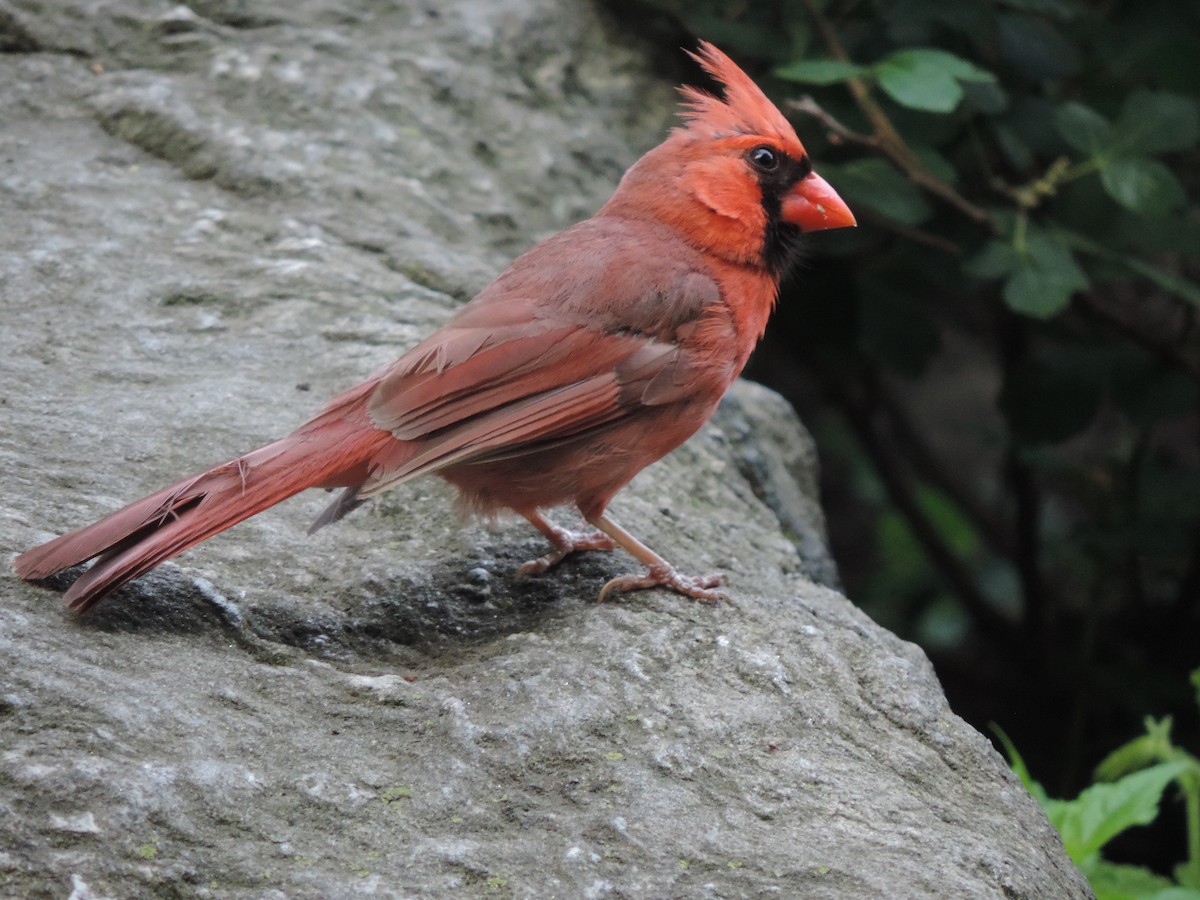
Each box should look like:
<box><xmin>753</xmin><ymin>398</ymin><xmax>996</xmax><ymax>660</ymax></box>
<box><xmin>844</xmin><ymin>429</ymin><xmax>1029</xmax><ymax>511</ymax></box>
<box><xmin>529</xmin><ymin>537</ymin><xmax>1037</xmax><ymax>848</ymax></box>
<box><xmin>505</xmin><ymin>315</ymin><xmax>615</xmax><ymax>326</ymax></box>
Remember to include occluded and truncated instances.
<box><xmin>515</xmin><ymin>510</ymin><xmax>616</xmax><ymax>577</ymax></box>
<box><xmin>584</xmin><ymin>512</ymin><xmax>728</xmax><ymax>603</ymax></box>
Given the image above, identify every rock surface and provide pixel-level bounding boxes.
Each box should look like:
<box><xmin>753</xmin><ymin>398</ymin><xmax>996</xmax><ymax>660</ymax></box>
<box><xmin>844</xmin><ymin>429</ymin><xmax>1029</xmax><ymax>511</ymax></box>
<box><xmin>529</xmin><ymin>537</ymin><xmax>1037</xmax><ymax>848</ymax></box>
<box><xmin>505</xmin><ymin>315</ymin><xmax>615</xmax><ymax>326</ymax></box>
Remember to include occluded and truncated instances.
<box><xmin>0</xmin><ymin>1</ymin><xmax>1090</xmax><ymax>897</ymax></box>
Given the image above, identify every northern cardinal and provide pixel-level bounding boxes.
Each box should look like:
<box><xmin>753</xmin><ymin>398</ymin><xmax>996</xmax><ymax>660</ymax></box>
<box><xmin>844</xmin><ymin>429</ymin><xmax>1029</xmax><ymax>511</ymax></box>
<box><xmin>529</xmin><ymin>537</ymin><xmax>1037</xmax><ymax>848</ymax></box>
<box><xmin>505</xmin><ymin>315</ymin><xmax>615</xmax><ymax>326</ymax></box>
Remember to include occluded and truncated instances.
<box><xmin>14</xmin><ymin>42</ymin><xmax>854</xmax><ymax>613</ymax></box>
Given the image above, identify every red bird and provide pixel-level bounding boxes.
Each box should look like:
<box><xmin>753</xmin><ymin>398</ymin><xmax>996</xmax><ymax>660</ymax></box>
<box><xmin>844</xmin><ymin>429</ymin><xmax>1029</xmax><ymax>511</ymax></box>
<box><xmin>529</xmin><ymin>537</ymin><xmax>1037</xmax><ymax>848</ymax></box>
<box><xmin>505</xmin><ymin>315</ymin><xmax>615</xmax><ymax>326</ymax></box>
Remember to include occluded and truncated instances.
<box><xmin>14</xmin><ymin>42</ymin><xmax>854</xmax><ymax>613</ymax></box>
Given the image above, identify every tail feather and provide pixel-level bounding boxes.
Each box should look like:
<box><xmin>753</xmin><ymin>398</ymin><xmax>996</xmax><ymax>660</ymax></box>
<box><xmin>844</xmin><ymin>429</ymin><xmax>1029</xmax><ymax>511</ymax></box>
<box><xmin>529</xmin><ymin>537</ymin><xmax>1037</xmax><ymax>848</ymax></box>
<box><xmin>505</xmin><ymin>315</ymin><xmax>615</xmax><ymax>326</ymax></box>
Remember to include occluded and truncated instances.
<box><xmin>307</xmin><ymin>485</ymin><xmax>364</xmax><ymax>536</ymax></box>
<box><xmin>13</xmin><ymin>479</ymin><xmax>209</xmax><ymax>582</ymax></box>
<box><xmin>14</xmin><ymin>418</ymin><xmax>394</xmax><ymax>613</ymax></box>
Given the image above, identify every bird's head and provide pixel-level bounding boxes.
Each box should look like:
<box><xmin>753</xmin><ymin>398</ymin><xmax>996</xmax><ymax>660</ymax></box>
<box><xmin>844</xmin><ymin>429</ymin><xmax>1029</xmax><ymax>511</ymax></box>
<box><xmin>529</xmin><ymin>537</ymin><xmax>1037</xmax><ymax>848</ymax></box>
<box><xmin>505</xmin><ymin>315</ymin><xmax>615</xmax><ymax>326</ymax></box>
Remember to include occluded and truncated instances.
<box><xmin>604</xmin><ymin>41</ymin><xmax>855</xmax><ymax>276</ymax></box>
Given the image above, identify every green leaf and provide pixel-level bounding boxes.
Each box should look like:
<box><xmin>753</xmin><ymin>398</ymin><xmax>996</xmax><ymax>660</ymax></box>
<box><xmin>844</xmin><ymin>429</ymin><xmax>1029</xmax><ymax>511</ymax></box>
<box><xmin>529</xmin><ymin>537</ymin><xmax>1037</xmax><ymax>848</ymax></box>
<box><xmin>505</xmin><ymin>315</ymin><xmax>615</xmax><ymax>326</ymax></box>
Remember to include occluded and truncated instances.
<box><xmin>1056</xmin><ymin>102</ymin><xmax>1113</xmax><ymax>155</ymax></box>
<box><xmin>911</xmin><ymin>143</ymin><xmax>958</xmax><ymax>184</ymax></box>
<box><xmin>821</xmin><ymin>158</ymin><xmax>932</xmax><ymax>225</ymax></box>
<box><xmin>966</xmin><ymin>238</ymin><xmax>1019</xmax><ymax>279</ymax></box>
<box><xmin>1049</xmin><ymin>761</ymin><xmax>1189</xmax><ymax>863</ymax></box>
<box><xmin>1081</xmin><ymin>858</ymin><xmax>1174</xmax><ymax>900</ymax></box>
<box><xmin>1114</xmin><ymin>90</ymin><xmax>1200</xmax><ymax>155</ymax></box>
<box><xmin>1094</xmin><ymin>729</ymin><xmax>1172</xmax><ymax>783</ymax></box>
<box><xmin>917</xmin><ymin>486</ymin><xmax>979</xmax><ymax>557</ymax></box>
<box><xmin>775</xmin><ymin>58</ymin><xmax>865</xmax><ymax>85</ymax></box>
<box><xmin>875</xmin><ymin>49</ymin><xmax>996</xmax><ymax>113</ymax></box>
<box><xmin>992</xmin><ymin>725</ymin><xmax>1051</xmax><ymax>808</ymax></box>
<box><xmin>960</xmin><ymin>79</ymin><xmax>1009</xmax><ymax>115</ymax></box>
<box><xmin>1178</xmin><ymin>864</ymin><xmax>1200</xmax><ymax>893</ymax></box>
<box><xmin>1147</xmin><ymin>888</ymin><xmax>1200</xmax><ymax>900</ymax></box>
<box><xmin>1100</xmin><ymin>157</ymin><xmax>1187</xmax><ymax>215</ymax></box>
<box><xmin>1003</xmin><ymin>230</ymin><xmax>1089</xmax><ymax>318</ymax></box>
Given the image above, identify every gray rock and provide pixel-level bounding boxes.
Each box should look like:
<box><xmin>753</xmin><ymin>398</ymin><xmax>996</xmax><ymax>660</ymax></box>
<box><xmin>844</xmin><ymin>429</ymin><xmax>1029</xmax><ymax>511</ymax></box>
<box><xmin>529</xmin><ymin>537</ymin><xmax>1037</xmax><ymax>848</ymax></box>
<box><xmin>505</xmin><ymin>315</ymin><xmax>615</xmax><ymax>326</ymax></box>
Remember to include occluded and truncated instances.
<box><xmin>0</xmin><ymin>1</ymin><xmax>1090</xmax><ymax>897</ymax></box>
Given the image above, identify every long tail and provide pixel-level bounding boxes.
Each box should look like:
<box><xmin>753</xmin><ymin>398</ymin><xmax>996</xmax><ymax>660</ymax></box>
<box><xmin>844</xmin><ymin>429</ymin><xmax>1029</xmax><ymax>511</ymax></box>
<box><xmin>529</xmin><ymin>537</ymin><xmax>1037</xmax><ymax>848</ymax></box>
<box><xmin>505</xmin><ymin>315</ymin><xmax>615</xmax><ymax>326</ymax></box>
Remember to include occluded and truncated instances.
<box><xmin>14</xmin><ymin>393</ymin><xmax>393</xmax><ymax>614</ymax></box>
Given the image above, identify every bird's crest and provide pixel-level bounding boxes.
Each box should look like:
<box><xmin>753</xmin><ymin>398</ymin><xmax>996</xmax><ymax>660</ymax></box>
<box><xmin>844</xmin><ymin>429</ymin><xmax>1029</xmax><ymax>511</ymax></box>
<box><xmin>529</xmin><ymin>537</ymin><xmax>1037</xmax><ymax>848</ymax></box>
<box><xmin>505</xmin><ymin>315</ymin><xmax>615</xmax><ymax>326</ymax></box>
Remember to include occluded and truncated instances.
<box><xmin>677</xmin><ymin>41</ymin><xmax>798</xmax><ymax>143</ymax></box>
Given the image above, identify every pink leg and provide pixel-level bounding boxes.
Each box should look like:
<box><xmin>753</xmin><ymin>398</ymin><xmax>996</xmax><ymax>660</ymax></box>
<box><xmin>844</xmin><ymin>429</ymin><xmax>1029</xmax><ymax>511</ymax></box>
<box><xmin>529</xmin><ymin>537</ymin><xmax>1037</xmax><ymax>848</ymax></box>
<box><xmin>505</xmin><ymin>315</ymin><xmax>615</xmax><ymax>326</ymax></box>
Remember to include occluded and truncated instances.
<box><xmin>515</xmin><ymin>510</ymin><xmax>616</xmax><ymax>578</ymax></box>
<box><xmin>584</xmin><ymin>512</ymin><xmax>728</xmax><ymax>603</ymax></box>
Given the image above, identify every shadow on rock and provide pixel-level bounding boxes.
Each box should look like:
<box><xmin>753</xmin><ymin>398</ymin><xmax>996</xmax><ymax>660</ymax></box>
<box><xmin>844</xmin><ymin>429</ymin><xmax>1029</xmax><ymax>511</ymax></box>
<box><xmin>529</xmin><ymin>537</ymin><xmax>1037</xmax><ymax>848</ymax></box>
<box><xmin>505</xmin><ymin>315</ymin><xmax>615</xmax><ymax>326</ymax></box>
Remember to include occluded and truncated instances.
<box><xmin>34</xmin><ymin>535</ymin><xmax>631</xmax><ymax>661</ymax></box>
<box><xmin>28</xmin><ymin>564</ymin><xmax>246</xmax><ymax>637</ymax></box>
<box><xmin>254</xmin><ymin>536</ymin><xmax>631</xmax><ymax>659</ymax></box>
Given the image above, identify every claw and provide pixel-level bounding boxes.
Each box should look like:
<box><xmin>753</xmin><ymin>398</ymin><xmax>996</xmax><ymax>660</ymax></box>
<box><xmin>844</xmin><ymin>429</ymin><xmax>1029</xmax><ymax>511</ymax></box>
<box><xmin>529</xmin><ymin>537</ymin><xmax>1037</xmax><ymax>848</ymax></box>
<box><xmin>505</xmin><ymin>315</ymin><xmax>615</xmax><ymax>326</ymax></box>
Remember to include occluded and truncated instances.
<box><xmin>516</xmin><ymin>510</ymin><xmax>615</xmax><ymax>578</ymax></box>
<box><xmin>516</xmin><ymin>529</ymin><xmax>616</xmax><ymax>578</ymax></box>
<box><xmin>597</xmin><ymin>565</ymin><xmax>728</xmax><ymax>604</ymax></box>
<box><xmin>519</xmin><ymin>510</ymin><xmax>733</xmax><ymax>605</ymax></box>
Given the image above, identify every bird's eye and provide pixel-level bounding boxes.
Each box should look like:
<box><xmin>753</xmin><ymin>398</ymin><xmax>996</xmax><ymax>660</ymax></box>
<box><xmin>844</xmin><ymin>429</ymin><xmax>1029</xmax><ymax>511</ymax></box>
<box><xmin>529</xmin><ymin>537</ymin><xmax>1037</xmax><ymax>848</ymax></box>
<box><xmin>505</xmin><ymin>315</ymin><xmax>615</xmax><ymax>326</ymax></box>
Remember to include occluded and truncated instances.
<box><xmin>748</xmin><ymin>145</ymin><xmax>781</xmax><ymax>172</ymax></box>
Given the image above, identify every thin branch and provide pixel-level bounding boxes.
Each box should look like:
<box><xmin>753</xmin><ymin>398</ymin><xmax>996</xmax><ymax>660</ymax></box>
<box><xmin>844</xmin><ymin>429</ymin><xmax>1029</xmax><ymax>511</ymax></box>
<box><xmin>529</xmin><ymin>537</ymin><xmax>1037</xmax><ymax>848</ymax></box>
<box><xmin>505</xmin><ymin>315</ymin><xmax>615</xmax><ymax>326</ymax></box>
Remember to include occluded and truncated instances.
<box><xmin>881</xmin><ymin>222</ymin><xmax>963</xmax><ymax>257</ymax></box>
<box><xmin>1123</xmin><ymin>427</ymin><xmax>1152</xmax><ymax>610</ymax></box>
<box><xmin>796</xmin><ymin>0</ymin><xmax>994</xmax><ymax>228</ymax></box>
<box><xmin>786</xmin><ymin>95</ymin><xmax>879</xmax><ymax>149</ymax></box>
<box><xmin>999</xmin><ymin>316</ymin><xmax>1046</xmax><ymax>653</ymax></box>
<box><xmin>869</xmin><ymin>373</ymin><xmax>1015</xmax><ymax>558</ymax></box>
<box><xmin>856</xmin><ymin>207</ymin><xmax>965</xmax><ymax>256</ymax></box>
<box><xmin>787</xmin><ymin>98</ymin><xmax>964</xmax><ymax>254</ymax></box>
<box><xmin>822</xmin><ymin>370</ymin><xmax>1017</xmax><ymax>641</ymax></box>
<box><xmin>1076</xmin><ymin>299</ymin><xmax>1200</xmax><ymax>383</ymax></box>
<box><xmin>1007</xmin><ymin>446</ymin><xmax>1045</xmax><ymax>650</ymax></box>
<box><xmin>992</xmin><ymin>157</ymin><xmax>1074</xmax><ymax>211</ymax></box>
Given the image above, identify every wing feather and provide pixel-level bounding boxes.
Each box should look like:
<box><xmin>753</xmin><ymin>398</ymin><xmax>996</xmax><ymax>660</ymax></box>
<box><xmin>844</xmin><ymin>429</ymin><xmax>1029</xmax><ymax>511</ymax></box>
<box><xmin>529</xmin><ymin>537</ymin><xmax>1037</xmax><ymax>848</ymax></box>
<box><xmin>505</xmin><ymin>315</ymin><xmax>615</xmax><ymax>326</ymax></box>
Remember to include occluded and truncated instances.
<box><xmin>373</xmin><ymin>326</ymin><xmax>625</xmax><ymax>439</ymax></box>
<box><xmin>355</xmin><ymin>222</ymin><xmax>734</xmax><ymax>498</ymax></box>
<box><xmin>359</xmin><ymin>372</ymin><xmax>625</xmax><ymax>496</ymax></box>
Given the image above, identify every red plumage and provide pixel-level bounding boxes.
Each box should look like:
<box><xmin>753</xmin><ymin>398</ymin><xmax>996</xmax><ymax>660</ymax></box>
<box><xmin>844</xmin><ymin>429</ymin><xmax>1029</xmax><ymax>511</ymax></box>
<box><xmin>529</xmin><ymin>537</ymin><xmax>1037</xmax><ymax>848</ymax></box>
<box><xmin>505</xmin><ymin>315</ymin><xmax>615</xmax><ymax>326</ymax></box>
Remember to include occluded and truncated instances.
<box><xmin>14</xmin><ymin>42</ymin><xmax>854</xmax><ymax>612</ymax></box>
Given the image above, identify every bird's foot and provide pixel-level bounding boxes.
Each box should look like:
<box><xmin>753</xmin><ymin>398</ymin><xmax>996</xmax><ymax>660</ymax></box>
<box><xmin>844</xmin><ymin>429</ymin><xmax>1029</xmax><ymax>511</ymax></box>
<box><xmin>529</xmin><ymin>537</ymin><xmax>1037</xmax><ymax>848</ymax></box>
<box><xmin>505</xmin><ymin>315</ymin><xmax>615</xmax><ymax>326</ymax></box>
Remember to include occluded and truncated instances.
<box><xmin>597</xmin><ymin>564</ymin><xmax>728</xmax><ymax>604</ymax></box>
<box><xmin>516</xmin><ymin>527</ymin><xmax>616</xmax><ymax>578</ymax></box>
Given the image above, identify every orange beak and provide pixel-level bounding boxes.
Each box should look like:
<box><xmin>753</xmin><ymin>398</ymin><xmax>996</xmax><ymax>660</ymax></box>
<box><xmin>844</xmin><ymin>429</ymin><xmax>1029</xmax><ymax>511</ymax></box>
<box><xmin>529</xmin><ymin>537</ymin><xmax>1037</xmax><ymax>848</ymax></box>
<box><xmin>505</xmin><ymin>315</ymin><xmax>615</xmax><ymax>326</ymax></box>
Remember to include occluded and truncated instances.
<box><xmin>780</xmin><ymin>171</ymin><xmax>856</xmax><ymax>232</ymax></box>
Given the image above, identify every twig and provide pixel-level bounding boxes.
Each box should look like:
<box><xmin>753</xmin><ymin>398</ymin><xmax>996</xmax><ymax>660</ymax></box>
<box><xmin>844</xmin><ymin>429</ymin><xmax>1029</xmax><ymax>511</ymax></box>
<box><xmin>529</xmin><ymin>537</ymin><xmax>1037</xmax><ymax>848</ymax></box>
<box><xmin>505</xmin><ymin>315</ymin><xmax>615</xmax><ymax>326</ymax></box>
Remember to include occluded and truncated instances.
<box><xmin>823</xmin><ymin>370</ymin><xmax>1017</xmax><ymax>641</ymax></box>
<box><xmin>854</xmin><ymin>206</ymin><xmax>964</xmax><ymax>256</ymax></box>
<box><xmin>999</xmin><ymin>317</ymin><xmax>1046</xmax><ymax>653</ymax></box>
<box><xmin>796</xmin><ymin>0</ymin><xmax>995</xmax><ymax>228</ymax></box>
<box><xmin>869</xmin><ymin>372</ymin><xmax>1014</xmax><ymax>557</ymax></box>
<box><xmin>1007</xmin><ymin>446</ymin><xmax>1044</xmax><ymax>649</ymax></box>
<box><xmin>992</xmin><ymin>157</ymin><xmax>1074</xmax><ymax>210</ymax></box>
<box><xmin>1077</xmin><ymin>299</ymin><xmax>1200</xmax><ymax>383</ymax></box>
<box><xmin>787</xmin><ymin>95</ymin><xmax>879</xmax><ymax>149</ymax></box>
